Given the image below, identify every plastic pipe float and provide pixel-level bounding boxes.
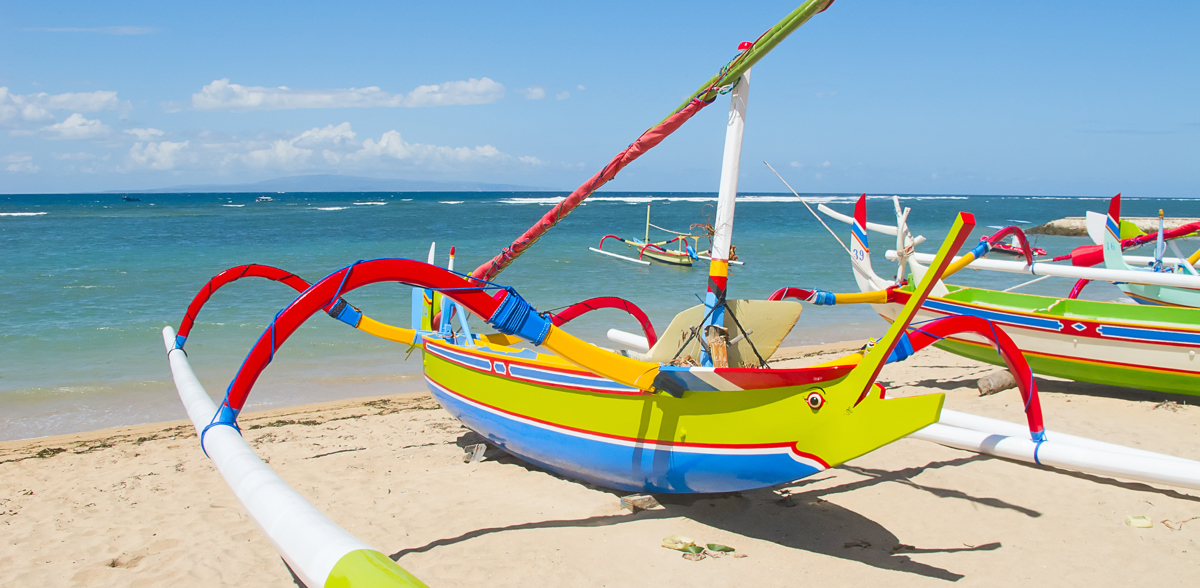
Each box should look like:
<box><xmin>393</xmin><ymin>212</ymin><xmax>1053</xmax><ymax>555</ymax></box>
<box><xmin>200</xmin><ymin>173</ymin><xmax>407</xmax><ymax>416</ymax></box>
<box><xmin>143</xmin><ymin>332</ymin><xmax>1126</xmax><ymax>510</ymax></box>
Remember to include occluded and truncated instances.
<box><xmin>162</xmin><ymin>326</ymin><xmax>427</xmax><ymax>588</ymax></box>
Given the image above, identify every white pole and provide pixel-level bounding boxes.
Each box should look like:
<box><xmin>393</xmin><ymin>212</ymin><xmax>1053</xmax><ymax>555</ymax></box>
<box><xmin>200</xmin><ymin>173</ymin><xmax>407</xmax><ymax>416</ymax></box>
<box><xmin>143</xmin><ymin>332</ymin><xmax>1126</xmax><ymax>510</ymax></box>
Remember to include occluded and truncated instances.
<box><xmin>890</xmin><ymin>251</ymin><xmax>1200</xmax><ymax>289</ymax></box>
<box><xmin>938</xmin><ymin>409</ymin><xmax>1195</xmax><ymax>464</ymax></box>
<box><xmin>711</xmin><ymin>71</ymin><xmax>750</xmax><ymax>262</ymax></box>
<box><xmin>161</xmin><ymin>327</ymin><xmax>387</xmax><ymax>588</ymax></box>
<box><xmin>699</xmin><ymin>70</ymin><xmax>750</xmax><ymax>367</ymax></box>
<box><xmin>911</xmin><ymin>422</ymin><xmax>1200</xmax><ymax>491</ymax></box>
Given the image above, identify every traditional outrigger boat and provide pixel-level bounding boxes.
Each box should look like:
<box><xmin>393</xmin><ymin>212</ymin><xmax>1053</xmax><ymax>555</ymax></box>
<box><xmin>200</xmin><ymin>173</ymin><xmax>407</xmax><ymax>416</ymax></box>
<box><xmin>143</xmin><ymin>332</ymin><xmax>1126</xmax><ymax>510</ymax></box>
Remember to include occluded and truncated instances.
<box><xmin>1077</xmin><ymin>196</ymin><xmax>1200</xmax><ymax>308</ymax></box>
<box><xmin>161</xmin><ymin>3</ymin><xmax>1200</xmax><ymax>586</ymax></box>
<box><xmin>803</xmin><ymin>194</ymin><xmax>1200</xmax><ymax>397</ymax></box>
<box><xmin>590</xmin><ymin>202</ymin><xmax>702</xmax><ymax>266</ymax></box>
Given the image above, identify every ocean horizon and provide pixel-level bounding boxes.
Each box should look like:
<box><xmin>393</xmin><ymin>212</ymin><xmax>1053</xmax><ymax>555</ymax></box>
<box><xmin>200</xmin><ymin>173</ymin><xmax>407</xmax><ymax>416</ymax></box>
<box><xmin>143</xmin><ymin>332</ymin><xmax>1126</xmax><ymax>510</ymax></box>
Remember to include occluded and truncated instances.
<box><xmin>3</xmin><ymin>191</ymin><xmax>1197</xmax><ymax>442</ymax></box>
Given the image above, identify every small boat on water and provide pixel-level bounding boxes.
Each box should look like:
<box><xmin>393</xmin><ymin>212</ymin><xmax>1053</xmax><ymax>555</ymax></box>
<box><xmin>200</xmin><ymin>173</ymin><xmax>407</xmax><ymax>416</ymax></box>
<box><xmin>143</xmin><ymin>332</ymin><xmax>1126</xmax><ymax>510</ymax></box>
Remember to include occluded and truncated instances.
<box><xmin>121</xmin><ymin>195</ymin><xmax>141</xmax><ymax>202</ymax></box>
<box><xmin>256</xmin><ymin>195</ymin><xmax>274</xmax><ymax>202</ymax></box>
<box><xmin>591</xmin><ymin>202</ymin><xmax>702</xmax><ymax>266</ymax></box>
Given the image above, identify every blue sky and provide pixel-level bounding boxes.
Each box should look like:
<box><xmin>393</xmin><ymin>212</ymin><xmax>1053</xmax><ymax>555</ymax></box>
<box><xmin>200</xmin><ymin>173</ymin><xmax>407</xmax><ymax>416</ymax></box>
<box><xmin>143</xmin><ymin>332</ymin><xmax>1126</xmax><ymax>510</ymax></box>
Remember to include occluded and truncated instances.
<box><xmin>1</xmin><ymin>0</ymin><xmax>1197</xmax><ymax>196</ymax></box>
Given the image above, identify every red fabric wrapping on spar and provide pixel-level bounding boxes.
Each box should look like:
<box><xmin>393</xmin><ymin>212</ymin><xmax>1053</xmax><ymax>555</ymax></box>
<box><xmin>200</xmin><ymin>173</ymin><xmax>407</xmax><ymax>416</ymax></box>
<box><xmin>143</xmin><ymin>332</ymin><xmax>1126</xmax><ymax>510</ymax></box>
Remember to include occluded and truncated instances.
<box><xmin>471</xmin><ymin>97</ymin><xmax>712</xmax><ymax>282</ymax></box>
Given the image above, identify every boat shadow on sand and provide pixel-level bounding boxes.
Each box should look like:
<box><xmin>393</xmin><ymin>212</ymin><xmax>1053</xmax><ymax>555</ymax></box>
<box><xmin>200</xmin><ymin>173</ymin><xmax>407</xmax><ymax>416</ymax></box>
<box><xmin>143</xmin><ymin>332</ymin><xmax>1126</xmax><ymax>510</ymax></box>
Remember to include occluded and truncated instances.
<box><xmin>383</xmin><ymin>434</ymin><xmax>1026</xmax><ymax>582</ymax></box>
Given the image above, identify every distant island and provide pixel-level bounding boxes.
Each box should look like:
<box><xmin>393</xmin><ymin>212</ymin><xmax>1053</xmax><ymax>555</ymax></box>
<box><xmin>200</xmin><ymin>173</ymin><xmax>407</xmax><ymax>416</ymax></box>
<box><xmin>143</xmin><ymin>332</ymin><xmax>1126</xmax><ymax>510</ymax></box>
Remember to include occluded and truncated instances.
<box><xmin>110</xmin><ymin>174</ymin><xmax>548</xmax><ymax>194</ymax></box>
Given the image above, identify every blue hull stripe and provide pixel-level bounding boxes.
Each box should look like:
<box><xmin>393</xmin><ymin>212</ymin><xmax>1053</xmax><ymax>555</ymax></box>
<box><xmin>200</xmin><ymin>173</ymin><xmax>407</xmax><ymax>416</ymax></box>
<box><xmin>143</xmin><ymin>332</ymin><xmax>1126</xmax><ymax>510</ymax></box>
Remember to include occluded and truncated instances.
<box><xmin>1098</xmin><ymin>324</ymin><xmax>1200</xmax><ymax>345</ymax></box>
<box><xmin>426</xmin><ymin>344</ymin><xmax>492</xmax><ymax>371</ymax></box>
<box><xmin>923</xmin><ymin>299</ymin><xmax>1064</xmax><ymax>331</ymax></box>
<box><xmin>425</xmin><ymin>378</ymin><xmax>823</xmax><ymax>494</ymax></box>
<box><xmin>852</xmin><ymin>223</ymin><xmax>869</xmax><ymax>251</ymax></box>
<box><xmin>430</xmin><ymin>341</ymin><xmax>639</xmax><ymax>393</ymax></box>
<box><xmin>507</xmin><ymin>364</ymin><xmax>639</xmax><ymax>392</ymax></box>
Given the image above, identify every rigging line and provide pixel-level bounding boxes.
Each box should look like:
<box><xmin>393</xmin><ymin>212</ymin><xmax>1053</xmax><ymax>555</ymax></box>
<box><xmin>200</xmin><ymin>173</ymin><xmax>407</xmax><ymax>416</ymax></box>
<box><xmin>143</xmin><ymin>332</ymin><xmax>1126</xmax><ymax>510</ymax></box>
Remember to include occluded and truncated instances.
<box><xmin>763</xmin><ymin>161</ymin><xmax>851</xmax><ymax>255</ymax></box>
<box><xmin>647</xmin><ymin>222</ymin><xmax>699</xmax><ymax>237</ymax></box>
<box><xmin>1002</xmin><ymin>274</ymin><xmax>1053</xmax><ymax>292</ymax></box>
<box><xmin>722</xmin><ymin>303</ymin><xmax>770</xmax><ymax>369</ymax></box>
<box><xmin>670</xmin><ymin>294</ymin><xmax>725</xmax><ymax>362</ymax></box>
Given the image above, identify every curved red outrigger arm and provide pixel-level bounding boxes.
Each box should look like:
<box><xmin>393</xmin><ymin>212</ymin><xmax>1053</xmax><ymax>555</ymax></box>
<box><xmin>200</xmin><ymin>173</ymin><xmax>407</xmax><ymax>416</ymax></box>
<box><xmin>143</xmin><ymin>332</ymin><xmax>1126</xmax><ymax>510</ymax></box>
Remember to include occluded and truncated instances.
<box><xmin>887</xmin><ymin>314</ymin><xmax>1045</xmax><ymax>440</ymax></box>
<box><xmin>547</xmin><ymin>296</ymin><xmax>658</xmax><ymax>348</ymax></box>
<box><xmin>765</xmin><ymin>286</ymin><xmax>1044</xmax><ymax>439</ymax></box>
<box><xmin>596</xmin><ymin>234</ymin><xmax>623</xmax><ymax>250</ymax></box>
<box><xmin>983</xmin><ymin>226</ymin><xmax>1037</xmax><ymax>266</ymax></box>
<box><xmin>175</xmin><ymin>264</ymin><xmax>343</xmax><ymax>349</ymax></box>
<box><xmin>638</xmin><ymin>242</ymin><xmax>667</xmax><ymax>259</ymax></box>
<box><xmin>216</xmin><ymin>259</ymin><xmax>503</xmax><ymax>420</ymax></box>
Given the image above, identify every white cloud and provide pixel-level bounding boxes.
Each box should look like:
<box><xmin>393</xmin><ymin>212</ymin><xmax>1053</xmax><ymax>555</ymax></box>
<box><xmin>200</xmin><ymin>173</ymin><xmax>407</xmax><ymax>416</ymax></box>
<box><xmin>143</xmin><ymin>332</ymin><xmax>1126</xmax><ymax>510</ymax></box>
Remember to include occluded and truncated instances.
<box><xmin>0</xmin><ymin>87</ymin><xmax>123</xmax><ymax>123</ymax></box>
<box><xmin>41</xmin><ymin>113</ymin><xmax>111</xmax><ymax>140</ymax></box>
<box><xmin>25</xmin><ymin>26</ymin><xmax>158</xmax><ymax>35</ymax></box>
<box><xmin>245</xmin><ymin>140</ymin><xmax>312</xmax><ymax>169</ymax></box>
<box><xmin>101</xmin><ymin>122</ymin><xmax>525</xmax><ymax>174</ymax></box>
<box><xmin>235</xmin><ymin>123</ymin><xmax>355</xmax><ymax>169</ymax></box>
<box><xmin>4</xmin><ymin>154</ymin><xmax>39</xmax><ymax>173</ymax></box>
<box><xmin>822</xmin><ymin>160</ymin><xmax>831</xmax><ymax>168</ymax></box>
<box><xmin>128</xmin><ymin>140</ymin><xmax>189</xmax><ymax>170</ymax></box>
<box><xmin>191</xmin><ymin>77</ymin><xmax>505</xmax><ymax>111</ymax></box>
<box><xmin>555</xmin><ymin>91</ymin><xmax>570</xmax><ymax>100</ymax></box>
<box><xmin>124</xmin><ymin>127</ymin><xmax>164</xmax><ymax>141</ymax></box>
<box><xmin>350</xmin><ymin>130</ymin><xmax>505</xmax><ymax>166</ymax></box>
<box><xmin>517</xmin><ymin>87</ymin><xmax>545</xmax><ymax>100</ymax></box>
<box><xmin>790</xmin><ymin>161</ymin><xmax>802</xmax><ymax>168</ymax></box>
<box><xmin>577</xmin><ymin>85</ymin><xmax>586</xmax><ymax>91</ymax></box>
<box><xmin>293</xmin><ymin>122</ymin><xmax>355</xmax><ymax>147</ymax></box>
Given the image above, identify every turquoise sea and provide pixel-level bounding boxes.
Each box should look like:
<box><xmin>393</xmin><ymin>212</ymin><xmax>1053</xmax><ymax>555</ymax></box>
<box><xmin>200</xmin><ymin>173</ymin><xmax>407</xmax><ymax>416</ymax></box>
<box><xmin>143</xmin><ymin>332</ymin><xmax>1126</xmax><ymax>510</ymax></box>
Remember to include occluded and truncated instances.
<box><xmin>2</xmin><ymin>191</ymin><xmax>1197</xmax><ymax>441</ymax></box>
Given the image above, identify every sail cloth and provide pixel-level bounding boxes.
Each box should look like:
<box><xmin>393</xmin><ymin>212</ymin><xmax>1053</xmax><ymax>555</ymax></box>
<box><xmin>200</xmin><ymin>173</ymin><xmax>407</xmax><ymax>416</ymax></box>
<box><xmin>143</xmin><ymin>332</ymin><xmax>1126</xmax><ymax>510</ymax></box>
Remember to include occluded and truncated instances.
<box><xmin>471</xmin><ymin>0</ymin><xmax>837</xmax><ymax>282</ymax></box>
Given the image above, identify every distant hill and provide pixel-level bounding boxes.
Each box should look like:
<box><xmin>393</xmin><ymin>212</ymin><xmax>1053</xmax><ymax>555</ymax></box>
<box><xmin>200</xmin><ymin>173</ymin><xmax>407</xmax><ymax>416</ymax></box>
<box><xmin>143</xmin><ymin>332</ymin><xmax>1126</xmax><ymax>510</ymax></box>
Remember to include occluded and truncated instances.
<box><xmin>114</xmin><ymin>174</ymin><xmax>548</xmax><ymax>194</ymax></box>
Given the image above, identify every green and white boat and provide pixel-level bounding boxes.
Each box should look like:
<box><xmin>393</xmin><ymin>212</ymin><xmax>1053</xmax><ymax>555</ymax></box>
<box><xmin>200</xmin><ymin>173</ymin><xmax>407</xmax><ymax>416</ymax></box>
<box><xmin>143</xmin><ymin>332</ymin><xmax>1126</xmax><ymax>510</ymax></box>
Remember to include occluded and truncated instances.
<box><xmin>818</xmin><ymin>195</ymin><xmax>1200</xmax><ymax>397</ymax></box>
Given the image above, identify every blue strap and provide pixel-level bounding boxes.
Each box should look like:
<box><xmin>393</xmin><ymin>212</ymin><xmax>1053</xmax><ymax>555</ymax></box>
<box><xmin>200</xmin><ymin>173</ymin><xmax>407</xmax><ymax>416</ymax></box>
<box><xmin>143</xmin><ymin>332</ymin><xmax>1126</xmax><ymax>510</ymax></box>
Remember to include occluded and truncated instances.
<box><xmin>813</xmin><ymin>290</ymin><xmax>837</xmax><ymax>305</ymax></box>
<box><xmin>200</xmin><ymin>402</ymin><xmax>241</xmax><ymax>458</ymax></box>
<box><xmin>174</xmin><ymin>334</ymin><xmax>187</xmax><ymax>349</ymax></box>
<box><xmin>326</xmin><ymin>298</ymin><xmax>363</xmax><ymax>327</ymax></box>
<box><xmin>488</xmin><ymin>288</ymin><xmax>552</xmax><ymax>345</ymax></box>
<box><xmin>885</xmin><ymin>333</ymin><xmax>915</xmax><ymax>364</ymax></box>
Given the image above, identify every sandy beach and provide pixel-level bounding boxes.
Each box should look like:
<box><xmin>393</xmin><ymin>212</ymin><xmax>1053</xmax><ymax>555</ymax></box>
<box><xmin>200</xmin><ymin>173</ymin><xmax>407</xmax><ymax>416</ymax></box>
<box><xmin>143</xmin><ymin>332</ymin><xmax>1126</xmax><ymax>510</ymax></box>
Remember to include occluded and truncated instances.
<box><xmin>3</xmin><ymin>343</ymin><xmax>1198</xmax><ymax>587</ymax></box>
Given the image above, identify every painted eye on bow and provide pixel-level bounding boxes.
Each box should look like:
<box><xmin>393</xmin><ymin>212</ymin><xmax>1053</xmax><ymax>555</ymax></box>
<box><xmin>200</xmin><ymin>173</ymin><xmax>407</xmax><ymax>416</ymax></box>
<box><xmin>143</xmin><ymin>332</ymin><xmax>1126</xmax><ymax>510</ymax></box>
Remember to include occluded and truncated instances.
<box><xmin>806</xmin><ymin>391</ymin><xmax>825</xmax><ymax>410</ymax></box>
